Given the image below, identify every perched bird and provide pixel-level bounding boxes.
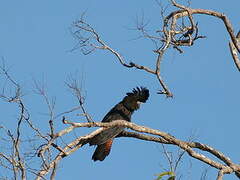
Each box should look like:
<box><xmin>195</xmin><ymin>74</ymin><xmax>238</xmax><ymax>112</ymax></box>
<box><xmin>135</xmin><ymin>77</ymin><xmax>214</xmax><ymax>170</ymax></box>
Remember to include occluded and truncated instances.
<box><xmin>89</xmin><ymin>87</ymin><xmax>149</xmax><ymax>161</ymax></box>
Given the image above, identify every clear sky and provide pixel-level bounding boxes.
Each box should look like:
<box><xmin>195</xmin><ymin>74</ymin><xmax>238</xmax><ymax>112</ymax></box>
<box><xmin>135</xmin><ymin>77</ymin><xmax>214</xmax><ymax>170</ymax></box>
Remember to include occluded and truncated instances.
<box><xmin>0</xmin><ymin>0</ymin><xmax>239</xmax><ymax>180</ymax></box>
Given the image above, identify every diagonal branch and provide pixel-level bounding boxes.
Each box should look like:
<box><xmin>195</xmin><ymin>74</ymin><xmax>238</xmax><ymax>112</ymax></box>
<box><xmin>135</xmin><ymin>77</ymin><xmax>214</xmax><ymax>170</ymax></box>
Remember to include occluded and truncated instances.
<box><xmin>72</xmin><ymin>17</ymin><xmax>171</xmax><ymax>97</ymax></box>
<box><xmin>35</xmin><ymin>119</ymin><xmax>240</xmax><ymax>179</ymax></box>
<box><xmin>169</xmin><ymin>0</ymin><xmax>240</xmax><ymax>70</ymax></box>
<box><xmin>34</xmin><ymin>117</ymin><xmax>240</xmax><ymax>179</ymax></box>
<box><xmin>229</xmin><ymin>31</ymin><xmax>240</xmax><ymax>71</ymax></box>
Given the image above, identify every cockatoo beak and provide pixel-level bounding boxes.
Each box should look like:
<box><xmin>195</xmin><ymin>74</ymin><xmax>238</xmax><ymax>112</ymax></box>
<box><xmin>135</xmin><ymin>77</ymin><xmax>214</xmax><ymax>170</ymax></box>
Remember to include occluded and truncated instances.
<box><xmin>137</xmin><ymin>101</ymin><xmax>142</xmax><ymax>105</ymax></box>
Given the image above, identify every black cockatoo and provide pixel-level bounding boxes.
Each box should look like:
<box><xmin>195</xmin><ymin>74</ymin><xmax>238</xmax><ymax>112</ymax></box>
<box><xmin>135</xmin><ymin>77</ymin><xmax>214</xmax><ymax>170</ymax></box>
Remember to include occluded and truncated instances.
<box><xmin>89</xmin><ymin>87</ymin><xmax>149</xmax><ymax>161</ymax></box>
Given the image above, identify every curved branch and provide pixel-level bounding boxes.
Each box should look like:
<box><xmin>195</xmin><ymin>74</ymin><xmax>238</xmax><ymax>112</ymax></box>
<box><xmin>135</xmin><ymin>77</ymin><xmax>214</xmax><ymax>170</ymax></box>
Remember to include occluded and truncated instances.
<box><xmin>60</xmin><ymin>119</ymin><xmax>240</xmax><ymax>178</ymax></box>
<box><xmin>72</xmin><ymin>17</ymin><xmax>172</xmax><ymax>96</ymax></box>
<box><xmin>168</xmin><ymin>0</ymin><xmax>240</xmax><ymax>69</ymax></box>
<box><xmin>229</xmin><ymin>31</ymin><xmax>240</xmax><ymax>71</ymax></box>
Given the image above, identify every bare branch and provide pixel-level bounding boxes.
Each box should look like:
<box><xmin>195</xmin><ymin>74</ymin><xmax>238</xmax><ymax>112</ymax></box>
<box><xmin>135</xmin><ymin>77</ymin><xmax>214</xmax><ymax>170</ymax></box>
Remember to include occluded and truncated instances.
<box><xmin>229</xmin><ymin>31</ymin><xmax>240</xmax><ymax>71</ymax></box>
<box><xmin>60</xmin><ymin>119</ymin><xmax>240</xmax><ymax>178</ymax></box>
<box><xmin>65</xmin><ymin>75</ymin><xmax>92</xmax><ymax>122</ymax></box>
<box><xmin>33</xmin><ymin>78</ymin><xmax>56</xmax><ymax>136</ymax></box>
<box><xmin>1</xmin><ymin>1</ymin><xmax>240</xmax><ymax>179</ymax></box>
<box><xmin>71</xmin><ymin>16</ymin><xmax>171</xmax><ymax>96</ymax></box>
<box><xmin>168</xmin><ymin>0</ymin><xmax>240</xmax><ymax>69</ymax></box>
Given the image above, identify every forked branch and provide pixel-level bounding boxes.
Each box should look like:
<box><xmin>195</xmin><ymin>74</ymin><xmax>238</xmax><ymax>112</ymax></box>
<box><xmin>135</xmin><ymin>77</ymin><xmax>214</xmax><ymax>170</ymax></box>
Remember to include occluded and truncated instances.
<box><xmin>72</xmin><ymin>0</ymin><xmax>239</xmax><ymax>97</ymax></box>
<box><xmin>35</xmin><ymin>119</ymin><xmax>240</xmax><ymax>179</ymax></box>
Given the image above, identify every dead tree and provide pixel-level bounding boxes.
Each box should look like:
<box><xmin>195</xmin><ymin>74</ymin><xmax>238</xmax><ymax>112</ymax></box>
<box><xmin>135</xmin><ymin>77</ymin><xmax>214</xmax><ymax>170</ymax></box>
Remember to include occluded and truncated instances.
<box><xmin>71</xmin><ymin>0</ymin><xmax>240</xmax><ymax>97</ymax></box>
<box><xmin>0</xmin><ymin>1</ymin><xmax>239</xmax><ymax>180</ymax></box>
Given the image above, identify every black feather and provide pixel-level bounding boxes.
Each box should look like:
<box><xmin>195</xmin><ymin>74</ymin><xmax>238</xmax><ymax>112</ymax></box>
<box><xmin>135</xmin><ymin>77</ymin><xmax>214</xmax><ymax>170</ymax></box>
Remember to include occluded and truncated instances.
<box><xmin>90</xmin><ymin>86</ymin><xmax>149</xmax><ymax>161</ymax></box>
<box><xmin>126</xmin><ymin>86</ymin><xmax>149</xmax><ymax>103</ymax></box>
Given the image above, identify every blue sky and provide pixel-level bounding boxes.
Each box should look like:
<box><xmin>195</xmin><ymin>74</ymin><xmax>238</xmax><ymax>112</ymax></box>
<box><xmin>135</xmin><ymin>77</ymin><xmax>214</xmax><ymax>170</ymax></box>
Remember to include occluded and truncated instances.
<box><xmin>0</xmin><ymin>0</ymin><xmax>239</xmax><ymax>179</ymax></box>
